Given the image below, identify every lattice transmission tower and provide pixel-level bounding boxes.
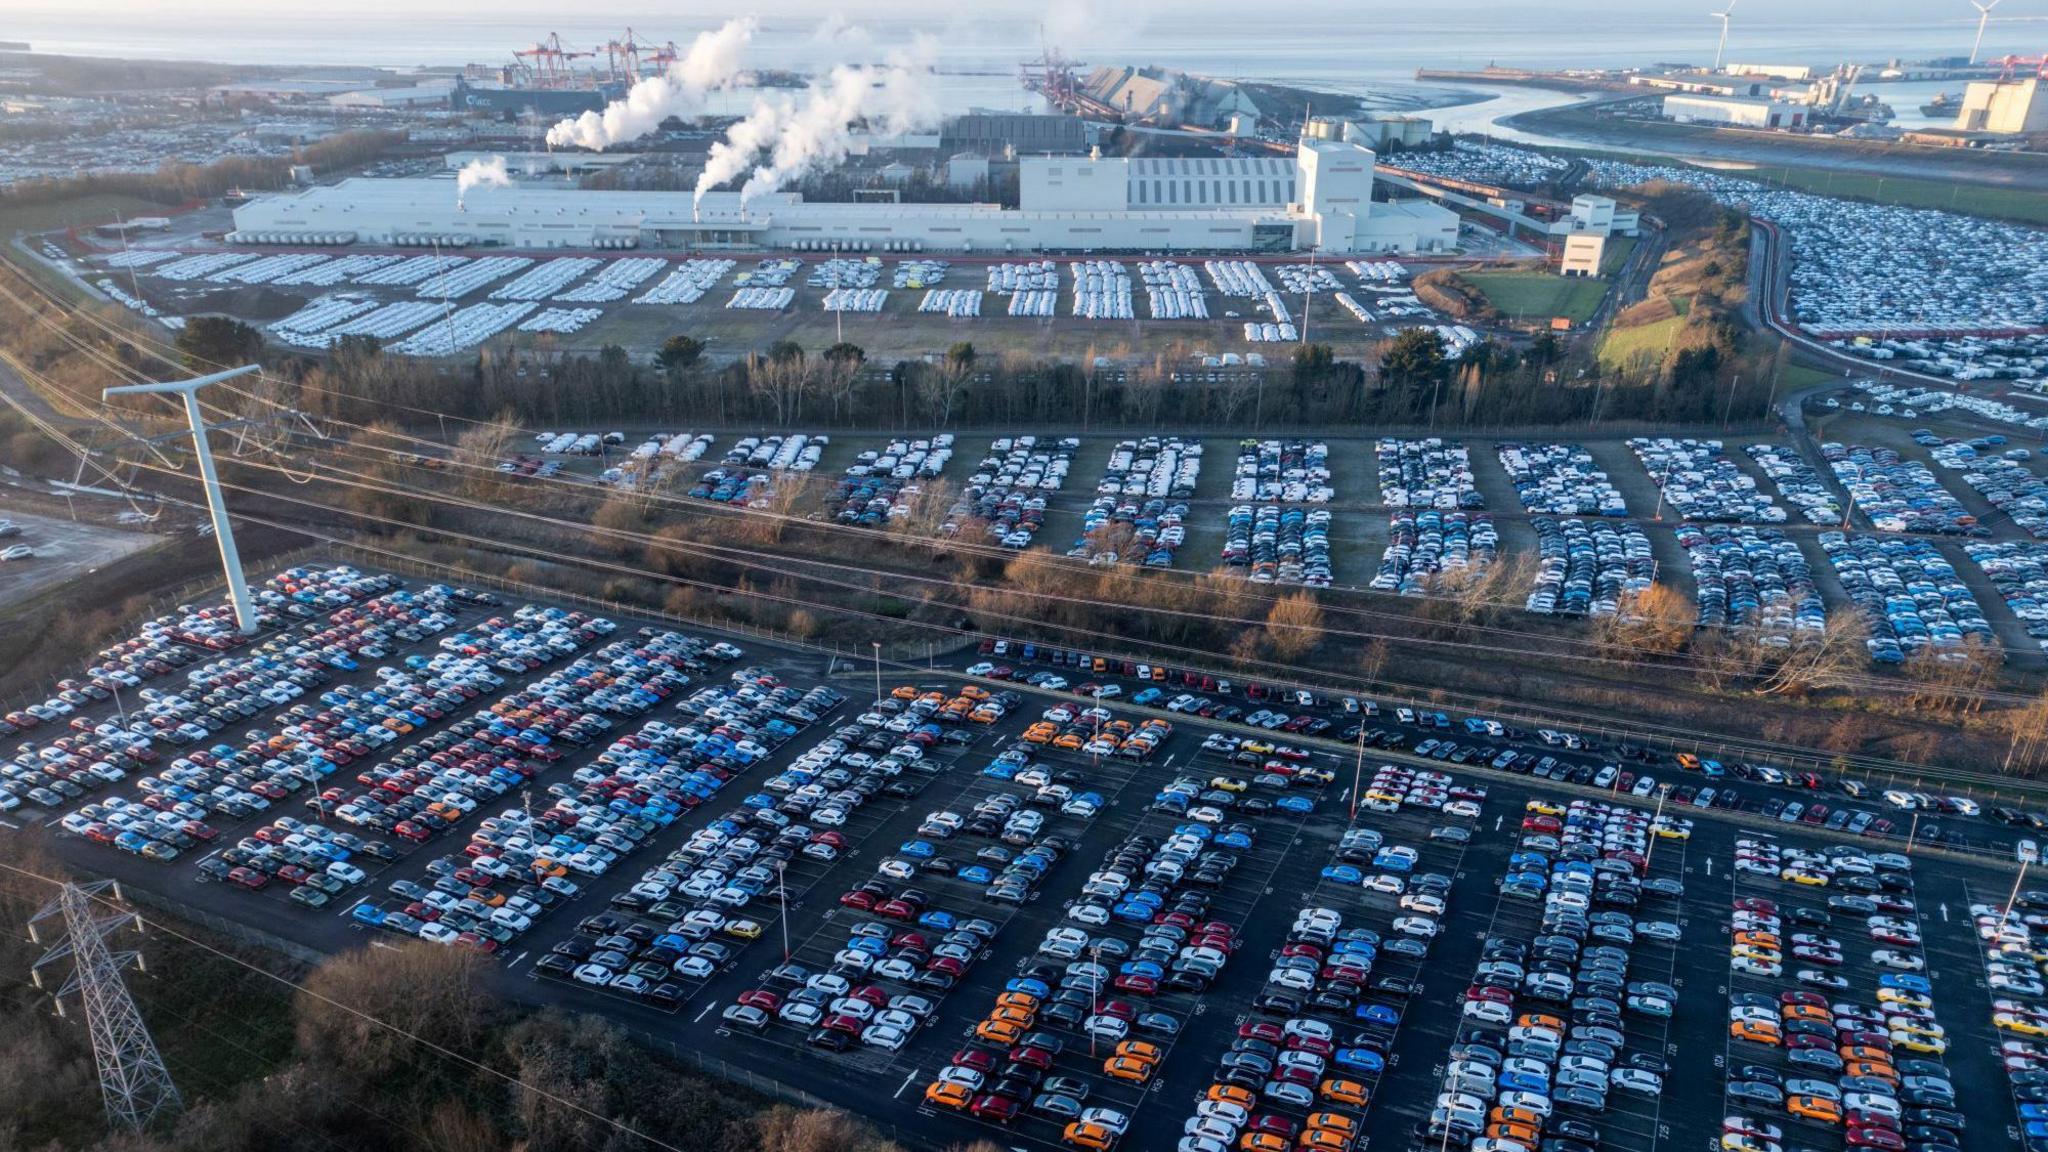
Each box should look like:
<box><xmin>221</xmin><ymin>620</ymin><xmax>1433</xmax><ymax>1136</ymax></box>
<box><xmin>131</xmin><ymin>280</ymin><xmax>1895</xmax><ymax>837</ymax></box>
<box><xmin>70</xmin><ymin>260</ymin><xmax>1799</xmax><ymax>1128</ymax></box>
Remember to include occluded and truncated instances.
<box><xmin>27</xmin><ymin>880</ymin><xmax>183</xmax><ymax>1131</ymax></box>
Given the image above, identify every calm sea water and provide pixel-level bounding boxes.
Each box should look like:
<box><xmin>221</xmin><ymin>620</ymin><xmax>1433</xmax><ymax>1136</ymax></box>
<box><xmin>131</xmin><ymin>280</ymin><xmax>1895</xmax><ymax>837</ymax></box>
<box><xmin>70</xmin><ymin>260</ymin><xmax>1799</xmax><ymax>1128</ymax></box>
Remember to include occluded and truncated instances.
<box><xmin>7</xmin><ymin>2</ymin><xmax>2015</xmax><ymax>92</ymax></box>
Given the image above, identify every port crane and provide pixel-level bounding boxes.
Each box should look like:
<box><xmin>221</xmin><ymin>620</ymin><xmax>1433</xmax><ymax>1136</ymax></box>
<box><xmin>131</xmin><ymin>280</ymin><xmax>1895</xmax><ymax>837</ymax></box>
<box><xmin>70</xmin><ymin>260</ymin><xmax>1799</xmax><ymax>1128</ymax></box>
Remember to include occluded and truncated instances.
<box><xmin>1991</xmin><ymin>52</ymin><xmax>2048</xmax><ymax>80</ymax></box>
<box><xmin>606</xmin><ymin>28</ymin><xmax>677</xmax><ymax>83</ymax></box>
<box><xmin>514</xmin><ymin>33</ymin><xmax>595</xmax><ymax>90</ymax></box>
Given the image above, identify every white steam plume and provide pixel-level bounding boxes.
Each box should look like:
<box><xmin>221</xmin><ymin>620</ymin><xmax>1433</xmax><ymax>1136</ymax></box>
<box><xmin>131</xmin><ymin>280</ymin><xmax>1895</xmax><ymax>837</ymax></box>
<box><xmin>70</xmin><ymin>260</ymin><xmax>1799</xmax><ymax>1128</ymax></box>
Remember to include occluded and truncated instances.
<box><xmin>694</xmin><ymin>34</ymin><xmax>940</xmax><ymax>209</ymax></box>
<box><xmin>454</xmin><ymin>154</ymin><xmax>511</xmax><ymax>208</ymax></box>
<box><xmin>545</xmin><ymin>17</ymin><xmax>756</xmax><ymax>151</ymax></box>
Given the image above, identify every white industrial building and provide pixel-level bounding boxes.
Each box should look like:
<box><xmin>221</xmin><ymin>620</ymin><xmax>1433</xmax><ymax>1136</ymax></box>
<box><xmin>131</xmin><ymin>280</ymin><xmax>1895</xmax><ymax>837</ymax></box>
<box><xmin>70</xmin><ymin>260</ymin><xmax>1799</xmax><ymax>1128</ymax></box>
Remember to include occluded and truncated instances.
<box><xmin>229</xmin><ymin>138</ymin><xmax>1458</xmax><ymax>256</ymax></box>
<box><xmin>1661</xmin><ymin>94</ymin><xmax>1809</xmax><ymax>129</ymax></box>
<box><xmin>1955</xmin><ymin>78</ymin><xmax>2048</xmax><ymax>134</ymax></box>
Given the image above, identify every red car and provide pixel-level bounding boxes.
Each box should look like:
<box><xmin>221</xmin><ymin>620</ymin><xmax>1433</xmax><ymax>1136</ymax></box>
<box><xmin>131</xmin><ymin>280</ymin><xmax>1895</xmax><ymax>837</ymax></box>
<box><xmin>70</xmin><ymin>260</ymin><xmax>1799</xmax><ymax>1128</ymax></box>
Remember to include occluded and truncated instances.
<box><xmin>1239</xmin><ymin>1021</ymin><xmax>1284</xmax><ymax>1042</ymax></box>
<box><xmin>227</xmin><ymin>866</ymin><xmax>269</xmax><ymax>890</ymax></box>
<box><xmin>737</xmin><ymin>990</ymin><xmax>781</xmax><ymax>1012</ymax></box>
<box><xmin>838</xmin><ymin>891</ymin><xmax>877</xmax><ymax>911</ymax></box>
<box><xmin>970</xmin><ymin>1094</ymin><xmax>1019</xmax><ymax>1123</ymax></box>
<box><xmin>952</xmin><ymin>1048</ymin><xmax>997</xmax><ymax>1072</ymax></box>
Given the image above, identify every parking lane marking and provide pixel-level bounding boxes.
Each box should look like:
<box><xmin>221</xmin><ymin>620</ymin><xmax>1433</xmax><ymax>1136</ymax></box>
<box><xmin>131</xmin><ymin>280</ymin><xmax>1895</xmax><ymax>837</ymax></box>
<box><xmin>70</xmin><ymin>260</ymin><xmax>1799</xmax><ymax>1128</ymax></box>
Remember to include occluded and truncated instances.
<box><xmin>507</xmin><ymin>950</ymin><xmax>528</xmax><ymax>969</ymax></box>
<box><xmin>694</xmin><ymin>1002</ymin><xmax>717</xmax><ymax>1022</ymax></box>
<box><xmin>892</xmin><ymin>1069</ymin><xmax>920</xmax><ymax>1099</ymax></box>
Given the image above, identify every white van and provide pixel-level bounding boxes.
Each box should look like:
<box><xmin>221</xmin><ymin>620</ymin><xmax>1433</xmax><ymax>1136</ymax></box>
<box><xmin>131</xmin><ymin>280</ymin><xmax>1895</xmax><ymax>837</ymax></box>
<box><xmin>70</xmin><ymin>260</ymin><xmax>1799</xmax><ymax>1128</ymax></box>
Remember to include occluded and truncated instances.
<box><xmin>2019</xmin><ymin>839</ymin><xmax>2040</xmax><ymax>865</ymax></box>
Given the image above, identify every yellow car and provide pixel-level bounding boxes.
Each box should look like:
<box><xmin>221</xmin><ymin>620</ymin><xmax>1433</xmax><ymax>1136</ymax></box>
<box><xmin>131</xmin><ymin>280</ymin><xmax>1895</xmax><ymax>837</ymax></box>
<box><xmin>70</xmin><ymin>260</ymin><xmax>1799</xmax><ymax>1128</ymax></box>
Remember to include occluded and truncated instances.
<box><xmin>1209</xmin><ymin>776</ymin><xmax>1249</xmax><ymax>793</ymax></box>
<box><xmin>1781</xmin><ymin>870</ymin><xmax>1829</xmax><ymax>887</ymax></box>
<box><xmin>1892</xmin><ymin>1032</ymin><xmax>1948</xmax><ymax>1054</ymax></box>
<box><xmin>1877</xmin><ymin>989</ymin><xmax>1931</xmax><ymax>1009</ymax></box>
<box><xmin>1526</xmin><ymin>800</ymin><xmax>1564</xmax><ymax>816</ymax></box>
<box><xmin>724</xmin><ymin>919</ymin><xmax>764</xmax><ymax>940</ymax></box>
<box><xmin>1997</xmin><ymin>1013</ymin><xmax>2048</xmax><ymax>1037</ymax></box>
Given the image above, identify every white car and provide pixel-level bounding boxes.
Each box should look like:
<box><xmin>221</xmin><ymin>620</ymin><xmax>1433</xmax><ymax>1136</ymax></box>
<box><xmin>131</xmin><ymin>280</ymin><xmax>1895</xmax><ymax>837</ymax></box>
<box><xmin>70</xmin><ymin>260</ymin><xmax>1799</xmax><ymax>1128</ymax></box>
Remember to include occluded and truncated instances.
<box><xmin>1393</xmin><ymin>916</ymin><xmax>1438</xmax><ymax>937</ymax></box>
<box><xmin>862</xmin><ymin>1024</ymin><xmax>909</xmax><ymax>1050</ymax></box>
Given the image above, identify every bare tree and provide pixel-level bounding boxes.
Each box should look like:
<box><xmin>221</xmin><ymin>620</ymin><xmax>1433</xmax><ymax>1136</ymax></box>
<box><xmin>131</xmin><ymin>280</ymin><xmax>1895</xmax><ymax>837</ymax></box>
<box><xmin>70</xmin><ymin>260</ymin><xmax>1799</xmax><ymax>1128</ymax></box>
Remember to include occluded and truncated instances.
<box><xmin>451</xmin><ymin>411</ymin><xmax>521</xmax><ymax>501</ymax></box>
<box><xmin>1754</xmin><ymin>610</ymin><xmax>1869</xmax><ymax>696</ymax></box>
<box><xmin>1595</xmin><ymin>584</ymin><xmax>1691</xmax><ymax>658</ymax></box>
<box><xmin>1264</xmin><ymin>591</ymin><xmax>1326</xmax><ymax>662</ymax></box>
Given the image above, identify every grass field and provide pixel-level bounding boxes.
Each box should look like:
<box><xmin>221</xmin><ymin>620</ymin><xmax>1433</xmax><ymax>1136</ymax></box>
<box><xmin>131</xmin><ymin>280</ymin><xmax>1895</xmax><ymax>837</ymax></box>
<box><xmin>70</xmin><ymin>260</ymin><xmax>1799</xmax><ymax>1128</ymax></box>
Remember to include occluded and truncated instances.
<box><xmin>1598</xmin><ymin>314</ymin><xmax>1684</xmax><ymax>369</ymax></box>
<box><xmin>1599</xmin><ymin>236</ymin><xmax>1638</xmax><ymax>276</ymax></box>
<box><xmin>0</xmin><ymin>193</ymin><xmax>170</xmax><ymax>238</ymax></box>
<box><xmin>1744</xmin><ymin>165</ymin><xmax>2048</xmax><ymax>226</ymax></box>
<box><xmin>1461</xmin><ymin>271</ymin><xmax>1610</xmax><ymax>324</ymax></box>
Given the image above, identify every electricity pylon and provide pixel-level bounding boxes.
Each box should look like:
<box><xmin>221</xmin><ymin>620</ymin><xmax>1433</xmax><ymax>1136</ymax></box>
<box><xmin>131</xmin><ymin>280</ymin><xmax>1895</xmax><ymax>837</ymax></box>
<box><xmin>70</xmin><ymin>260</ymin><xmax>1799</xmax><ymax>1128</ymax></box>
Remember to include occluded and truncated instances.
<box><xmin>28</xmin><ymin>880</ymin><xmax>183</xmax><ymax>1131</ymax></box>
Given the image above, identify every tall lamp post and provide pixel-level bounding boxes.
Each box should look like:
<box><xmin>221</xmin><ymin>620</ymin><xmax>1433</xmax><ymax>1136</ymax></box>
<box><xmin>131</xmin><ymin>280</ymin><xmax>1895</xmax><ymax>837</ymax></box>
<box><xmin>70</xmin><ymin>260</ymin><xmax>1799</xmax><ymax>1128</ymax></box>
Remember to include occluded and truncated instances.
<box><xmin>104</xmin><ymin>366</ymin><xmax>262</xmax><ymax>635</ymax></box>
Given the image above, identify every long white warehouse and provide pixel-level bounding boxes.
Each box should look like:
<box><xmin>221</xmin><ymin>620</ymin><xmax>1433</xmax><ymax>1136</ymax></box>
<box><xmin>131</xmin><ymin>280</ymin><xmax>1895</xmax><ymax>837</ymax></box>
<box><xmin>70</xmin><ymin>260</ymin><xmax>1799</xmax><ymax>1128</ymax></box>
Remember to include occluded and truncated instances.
<box><xmin>231</xmin><ymin>139</ymin><xmax>1458</xmax><ymax>257</ymax></box>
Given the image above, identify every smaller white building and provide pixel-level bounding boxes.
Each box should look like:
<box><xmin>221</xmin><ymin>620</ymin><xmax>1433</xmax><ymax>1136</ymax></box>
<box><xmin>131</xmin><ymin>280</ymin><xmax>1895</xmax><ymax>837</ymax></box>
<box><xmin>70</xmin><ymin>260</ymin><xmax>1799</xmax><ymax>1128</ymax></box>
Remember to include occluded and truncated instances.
<box><xmin>1559</xmin><ymin>233</ymin><xmax>1606</xmax><ymax>278</ymax></box>
<box><xmin>1661</xmin><ymin>94</ymin><xmax>1809</xmax><ymax>129</ymax></box>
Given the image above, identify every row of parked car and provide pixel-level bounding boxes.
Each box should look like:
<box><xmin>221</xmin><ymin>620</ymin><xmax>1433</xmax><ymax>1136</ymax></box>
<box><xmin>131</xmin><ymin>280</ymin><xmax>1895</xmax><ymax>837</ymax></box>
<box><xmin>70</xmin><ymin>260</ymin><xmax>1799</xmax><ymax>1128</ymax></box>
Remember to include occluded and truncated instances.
<box><xmin>1822</xmin><ymin>443</ymin><xmax>1981</xmax><ymax>536</ymax></box>
<box><xmin>1722</xmin><ymin>841</ymin><xmax>1962</xmax><ymax>1152</ymax></box>
<box><xmin>943</xmin><ymin>436</ymin><xmax>1080</xmax><ymax>549</ymax></box>
<box><xmin>1073</xmin><ymin>437</ymin><xmax>1202</xmax><ymax>568</ymax></box>
<box><xmin>1930</xmin><ymin>438</ymin><xmax>2048</xmax><ymax>540</ymax></box>
<box><xmin>1435</xmin><ymin>798</ymin><xmax>1683</xmax><ymax>1152</ymax></box>
<box><xmin>1630</xmin><ymin>437</ymin><xmax>1783</xmax><ymax>524</ymax></box>
<box><xmin>1225</xmin><ymin>505</ymin><xmax>1334</xmax><ymax>587</ymax></box>
<box><xmin>1231</xmin><ymin>440</ymin><xmax>1334</xmax><ymax>505</ymax></box>
<box><xmin>826</xmin><ymin>435</ymin><xmax>954</xmax><ymax>527</ymax></box>
<box><xmin>1680</xmin><ymin>524</ymin><xmax>1827</xmax><ymax>642</ymax></box>
<box><xmin>1968</xmin><ymin>889</ymin><xmax>2048</xmax><ymax>1152</ymax></box>
<box><xmin>1817</xmin><ymin>533</ymin><xmax>1995</xmax><ymax>664</ymax></box>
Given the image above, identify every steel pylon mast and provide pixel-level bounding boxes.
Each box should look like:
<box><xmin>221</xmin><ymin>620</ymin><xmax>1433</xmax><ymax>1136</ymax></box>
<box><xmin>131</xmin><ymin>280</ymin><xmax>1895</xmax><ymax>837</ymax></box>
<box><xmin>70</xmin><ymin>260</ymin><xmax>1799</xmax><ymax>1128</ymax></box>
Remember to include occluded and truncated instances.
<box><xmin>27</xmin><ymin>880</ymin><xmax>183</xmax><ymax>1132</ymax></box>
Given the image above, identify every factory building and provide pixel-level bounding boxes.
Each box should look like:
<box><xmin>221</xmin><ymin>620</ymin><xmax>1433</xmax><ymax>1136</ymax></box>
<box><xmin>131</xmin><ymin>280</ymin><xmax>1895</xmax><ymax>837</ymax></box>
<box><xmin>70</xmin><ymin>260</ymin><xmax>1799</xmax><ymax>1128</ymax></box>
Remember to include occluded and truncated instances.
<box><xmin>940</xmin><ymin>112</ymin><xmax>1087</xmax><ymax>157</ymax></box>
<box><xmin>1955</xmin><ymin>78</ymin><xmax>2048</xmax><ymax>134</ymax></box>
<box><xmin>1661</xmin><ymin>94</ymin><xmax>1809</xmax><ymax>129</ymax></box>
<box><xmin>325</xmin><ymin>82</ymin><xmax>456</xmax><ymax>110</ymax></box>
<box><xmin>230</xmin><ymin>137</ymin><xmax>1458</xmax><ymax>255</ymax></box>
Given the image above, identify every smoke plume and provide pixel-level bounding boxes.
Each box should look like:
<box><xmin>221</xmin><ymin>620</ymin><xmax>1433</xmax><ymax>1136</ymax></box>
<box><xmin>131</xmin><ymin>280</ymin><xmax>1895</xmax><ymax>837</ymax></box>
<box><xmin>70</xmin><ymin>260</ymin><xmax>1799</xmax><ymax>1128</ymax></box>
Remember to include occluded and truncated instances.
<box><xmin>545</xmin><ymin>17</ymin><xmax>756</xmax><ymax>151</ymax></box>
<box><xmin>695</xmin><ymin>34</ymin><xmax>940</xmax><ymax>209</ymax></box>
<box><xmin>454</xmin><ymin>154</ymin><xmax>511</xmax><ymax>207</ymax></box>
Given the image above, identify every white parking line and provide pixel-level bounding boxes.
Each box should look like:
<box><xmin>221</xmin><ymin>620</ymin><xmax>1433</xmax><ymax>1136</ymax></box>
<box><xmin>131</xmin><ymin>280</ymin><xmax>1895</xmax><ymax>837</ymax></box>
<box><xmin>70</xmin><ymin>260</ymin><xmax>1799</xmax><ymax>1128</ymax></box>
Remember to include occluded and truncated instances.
<box><xmin>892</xmin><ymin>1069</ymin><xmax>921</xmax><ymax>1099</ymax></box>
<box><xmin>694</xmin><ymin>1002</ymin><xmax>718</xmax><ymax>1022</ymax></box>
<box><xmin>507</xmin><ymin>950</ymin><xmax>528</xmax><ymax>968</ymax></box>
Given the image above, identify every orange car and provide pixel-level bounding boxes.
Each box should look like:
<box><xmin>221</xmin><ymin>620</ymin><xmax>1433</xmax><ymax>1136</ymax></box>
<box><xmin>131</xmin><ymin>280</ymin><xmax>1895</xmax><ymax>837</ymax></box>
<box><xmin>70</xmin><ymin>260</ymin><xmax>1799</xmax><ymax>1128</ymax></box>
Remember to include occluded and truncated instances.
<box><xmin>1299</xmin><ymin>1131</ymin><xmax>1350</xmax><ymax>1151</ymax></box>
<box><xmin>1209</xmin><ymin>1084</ymin><xmax>1257</xmax><ymax>1108</ymax></box>
<box><xmin>1780</xmin><ymin>1003</ymin><xmax>1829</xmax><ymax>1023</ymax></box>
<box><xmin>1734</xmin><ymin>931</ymin><xmax>1782</xmax><ymax>950</ymax></box>
<box><xmin>989</xmin><ymin>1004</ymin><xmax>1034</xmax><ymax>1027</ymax></box>
<box><xmin>1516</xmin><ymin>1013</ymin><xmax>1566</xmax><ymax>1031</ymax></box>
<box><xmin>1488</xmin><ymin>1122</ymin><xmax>1540</xmax><ymax>1146</ymax></box>
<box><xmin>976</xmin><ymin>1018</ymin><xmax>1023</xmax><ymax>1045</ymax></box>
<box><xmin>1844</xmin><ymin>1060</ymin><xmax>1897</xmax><ymax>1082</ymax></box>
<box><xmin>1238</xmin><ymin>1134</ymin><xmax>1287</xmax><ymax>1152</ymax></box>
<box><xmin>924</xmin><ymin>1082</ymin><xmax>971</xmax><ymax>1110</ymax></box>
<box><xmin>996</xmin><ymin>992</ymin><xmax>1040</xmax><ymax>1013</ymax></box>
<box><xmin>1730</xmin><ymin>1020</ymin><xmax>1781</xmax><ymax>1045</ymax></box>
<box><xmin>1115</xmin><ymin>1040</ymin><xmax>1163</xmax><ymax>1063</ymax></box>
<box><xmin>1321</xmin><ymin>1079</ymin><xmax>1369</xmax><ymax>1106</ymax></box>
<box><xmin>891</xmin><ymin>685</ymin><xmax>920</xmax><ymax>700</ymax></box>
<box><xmin>1788</xmin><ymin>1096</ymin><xmax>1843</xmax><ymax>1125</ymax></box>
<box><xmin>1839</xmin><ymin>1045</ymin><xmax>1892</xmax><ymax>1064</ymax></box>
<box><xmin>1490</xmin><ymin>1107</ymin><xmax>1545</xmax><ymax>1128</ymax></box>
<box><xmin>1103</xmin><ymin>1055</ymin><xmax>1155</xmax><ymax>1083</ymax></box>
<box><xmin>1307</xmin><ymin>1114</ymin><xmax>1359</xmax><ymax>1139</ymax></box>
<box><xmin>960</xmin><ymin>685</ymin><xmax>990</xmax><ymax>700</ymax></box>
<box><xmin>1053</xmin><ymin>733</ymin><xmax>1087</xmax><ymax>751</ymax></box>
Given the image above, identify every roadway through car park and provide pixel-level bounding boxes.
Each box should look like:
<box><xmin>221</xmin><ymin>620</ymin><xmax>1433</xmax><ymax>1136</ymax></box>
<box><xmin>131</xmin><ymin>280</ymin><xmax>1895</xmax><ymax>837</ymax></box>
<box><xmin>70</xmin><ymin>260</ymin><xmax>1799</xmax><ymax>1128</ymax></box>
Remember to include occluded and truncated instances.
<box><xmin>15</xmin><ymin>560</ymin><xmax>2048</xmax><ymax>1152</ymax></box>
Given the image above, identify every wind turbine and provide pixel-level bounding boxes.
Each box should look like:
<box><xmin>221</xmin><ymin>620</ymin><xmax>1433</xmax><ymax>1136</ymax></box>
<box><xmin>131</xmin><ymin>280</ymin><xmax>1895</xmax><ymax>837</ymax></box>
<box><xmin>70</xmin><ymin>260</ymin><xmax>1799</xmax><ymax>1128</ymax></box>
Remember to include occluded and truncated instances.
<box><xmin>1970</xmin><ymin>0</ymin><xmax>2001</xmax><ymax>64</ymax></box>
<box><xmin>1710</xmin><ymin>0</ymin><xmax>1738</xmax><ymax>72</ymax></box>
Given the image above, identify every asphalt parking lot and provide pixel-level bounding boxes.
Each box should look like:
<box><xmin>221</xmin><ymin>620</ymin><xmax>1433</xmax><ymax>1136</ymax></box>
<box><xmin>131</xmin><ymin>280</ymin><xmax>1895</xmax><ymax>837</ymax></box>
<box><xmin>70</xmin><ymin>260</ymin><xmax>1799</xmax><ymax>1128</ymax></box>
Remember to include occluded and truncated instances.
<box><xmin>8</xmin><ymin>561</ymin><xmax>2044</xmax><ymax>1152</ymax></box>
<box><xmin>0</xmin><ymin>505</ymin><xmax>157</xmax><ymax>611</ymax></box>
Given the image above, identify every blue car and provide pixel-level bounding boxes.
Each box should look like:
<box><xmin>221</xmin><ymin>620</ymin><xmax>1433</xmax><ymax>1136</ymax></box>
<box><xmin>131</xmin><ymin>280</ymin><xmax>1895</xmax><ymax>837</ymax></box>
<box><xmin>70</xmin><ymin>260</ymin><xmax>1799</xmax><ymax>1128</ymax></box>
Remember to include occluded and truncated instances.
<box><xmin>917</xmin><ymin>910</ymin><xmax>957</xmax><ymax>931</ymax></box>
<box><xmin>1321</xmin><ymin>864</ymin><xmax>1364</xmax><ymax>884</ymax></box>
<box><xmin>1132</xmin><ymin>688</ymin><xmax>1163</xmax><ymax>706</ymax></box>
<box><xmin>1275</xmin><ymin>795</ymin><xmax>1314</xmax><ymax>813</ymax></box>
<box><xmin>846</xmin><ymin>936</ymin><xmax>887</xmax><ymax>956</ymax></box>
<box><xmin>1006</xmin><ymin>977</ymin><xmax>1051</xmax><ymax>998</ymax></box>
<box><xmin>351</xmin><ymin>903</ymin><xmax>387</xmax><ymax>927</ymax></box>
<box><xmin>981</xmin><ymin>762</ymin><xmax>1018</xmax><ymax>779</ymax></box>
<box><xmin>1879</xmin><ymin>972</ymin><xmax>1932</xmax><ymax>993</ymax></box>
<box><xmin>958</xmin><ymin>865</ymin><xmax>994</xmax><ymax>884</ymax></box>
<box><xmin>899</xmin><ymin>840</ymin><xmax>937</xmax><ymax>859</ymax></box>
<box><xmin>1355</xmin><ymin>1004</ymin><xmax>1399</xmax><ymax>1026</ymax></box>
<box><xmin>1333</xmin><ymin>1047</ymin><xmax>1385</xmax><ymax>1074</ymax></box>
<box><xmin>1119</xmin><ymin>960</ymin><xmax>1165</xmax><ymax>979</ymax></box>
<box><xmin>1215</xmin><ymin>830</ymin><xmax>1254</xmax><ymax>849</ymax></box>
<box><xmin>1499</xmin><ymin>1070</ymin><xmax>1549</xmax><ymax>1094</ymax></box>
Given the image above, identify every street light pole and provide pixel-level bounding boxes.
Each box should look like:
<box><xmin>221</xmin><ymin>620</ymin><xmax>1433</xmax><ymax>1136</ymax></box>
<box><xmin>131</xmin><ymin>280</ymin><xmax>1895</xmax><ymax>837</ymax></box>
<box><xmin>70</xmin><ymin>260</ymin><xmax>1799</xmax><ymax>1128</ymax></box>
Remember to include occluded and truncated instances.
<box><xmin>871</xmin><ymin>641</ymin><xmax>882</xmax><ymax>703</ymax></box>
<box><xmin>104</xmin><ymin>365</ymin><xmax>263</xmax><ymax>635</ymax></box>
<box><xmin>1350</xmin><ymin>725</ymin><xmax>1366</xmax><ymax>822</ymax></box>
<box><xmin>777</xmin><ymin>859</ymin><xmax>790</xmax><ymax>962</ymax></box>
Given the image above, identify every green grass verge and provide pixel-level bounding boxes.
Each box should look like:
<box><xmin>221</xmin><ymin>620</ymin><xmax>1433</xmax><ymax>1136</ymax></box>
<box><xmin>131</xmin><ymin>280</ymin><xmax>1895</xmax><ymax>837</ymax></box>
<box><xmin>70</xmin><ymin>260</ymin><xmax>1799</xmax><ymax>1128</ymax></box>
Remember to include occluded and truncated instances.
<box><xmin>1599</xmin><ymin>315</ymin><xmax>1685</xmax><ymax>370</ymax></box>
<box><xmin>1599</xmin><ymin>236</ymin><xmax>1638</xmax><ymax>277</ymax></box>
<box><xmin>1461</xmin><ymin>271</ymin><xmax>1609</xmax><ymax>323</ymax></box>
